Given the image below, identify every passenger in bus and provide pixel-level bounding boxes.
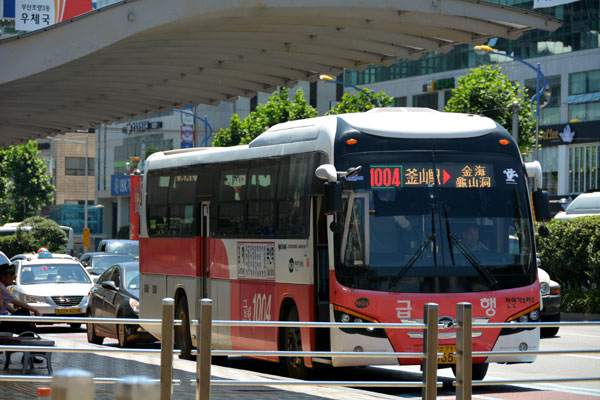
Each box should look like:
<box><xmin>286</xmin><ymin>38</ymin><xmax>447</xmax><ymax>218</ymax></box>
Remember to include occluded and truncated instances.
<box><xmin>0</xmin><ymin>255</ymin><xmax>42</xmax><ymax>333</ymax></box>
<box><xmin>460</xmin><ymin>224</ymin><xmax>488</xmax><ymax>252</ymax></box>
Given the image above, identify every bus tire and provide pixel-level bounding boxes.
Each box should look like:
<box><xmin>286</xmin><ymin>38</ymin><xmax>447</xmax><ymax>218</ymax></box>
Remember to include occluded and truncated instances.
<box><xmin>86</xmin><ymin>310</ymin><xmax>103</xmax><ymax>345</ymax></box>
<box><xmin>451</xmin><ymin>362</ymin><xmax>488</xmax><ymax>381</ymax></box>
<box><xmin>175</xmin><ymin>298</ymin><xmax>193</xmax><ymax>360</ymax></box>
<box><xmin>282</xmin><ymin>306</ymin><xmax>310</xmax><ymax>380</ymax></box>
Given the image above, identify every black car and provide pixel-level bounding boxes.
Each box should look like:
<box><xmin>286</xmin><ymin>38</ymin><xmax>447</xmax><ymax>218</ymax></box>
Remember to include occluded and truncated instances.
<box><xmin>86</xmin><ymin>261</ymin><xmax>155</xmax><ymax>347</ymax></box>
<box><xmin>79</xmin><ymin>252</ymin><xmax>135</xmax><ymax>281</ymax></box>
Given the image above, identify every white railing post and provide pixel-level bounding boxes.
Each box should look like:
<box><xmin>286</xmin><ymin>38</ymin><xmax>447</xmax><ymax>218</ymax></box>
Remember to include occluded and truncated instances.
<box><xmin>115</xmin><ymin>375</ymin><xmax>160</xmax><ymax>400</ymax></box>
<box><xmin>160</xmin><ymin>298</ymin><xmax>175</xmax><ymax>400</ymax></box>
<box><xmin>456</xmin><ymin>302</ymin><xmax>472</xmax><ymax>400</ymax></box>
<box><xmin>51</xmin><ymin>368</ymin><xmax>94</xmax><ymax>400</ymax></box>
<box><xmin>197</xmin><ymin>298</ymin><xmax>213</xmax><ymax>400</ymax></box>
<box><xmin>422</xmin><ymin>303</ymin><xmax>438</xmax><ymax>400</ymax></box>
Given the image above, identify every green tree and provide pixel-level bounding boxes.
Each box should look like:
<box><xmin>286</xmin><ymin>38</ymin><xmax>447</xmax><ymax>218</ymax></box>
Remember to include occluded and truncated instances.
<box><xmin>326</xmin><ymin>88</ymin><xmax>393</xmax><ymax>115</ymax></box>
<box><xmin>0</xmin><ymin>141</ymin><xmax>55</xmax><ymax>223</ymax></box>
<box><xmin>213</xmin><ymin>88</ymin><xmax>318</xmax><ymax>147</ymax></box>
<box><xmin>0</xmin><ymin>217</ymin><xmax>67</xmax><ymax>257</ymax></box>
<box><xmin>444</xmin><ymin>65</ymin><xmax>536</xmax><ymax>153</ymax></box>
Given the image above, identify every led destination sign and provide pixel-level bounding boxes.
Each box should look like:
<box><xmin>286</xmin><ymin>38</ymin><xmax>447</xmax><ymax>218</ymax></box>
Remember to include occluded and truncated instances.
<box><xmin>370</xmin><ymin>164</ymin><xmax>495</xmax><ymax>189</ymax></box>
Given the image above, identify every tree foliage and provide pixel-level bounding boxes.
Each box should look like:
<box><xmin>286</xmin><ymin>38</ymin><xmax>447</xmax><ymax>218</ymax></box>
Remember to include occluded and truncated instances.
<box><xmin>445</xmin><ymin>65</ymin><xmax>536</xmax><ymax>153</ymax></box>
<box><xmin>213</xmin><ymin>88</ymin><xmax>318</xmax><ymax>147</ymax></box>
<box><xmin>326</xmin><ymin>88</ymin><xmax>393</xmax><ymax>115</ymax></box>
<box><xmin>0</xmin><ymin>217</ymin><xmax>67</xmax><ymax>257</ymax></box>
<box><xmin>0</xmin><ymin>141</ymin><xmax>55</xmax><ymax>223</ymax></box>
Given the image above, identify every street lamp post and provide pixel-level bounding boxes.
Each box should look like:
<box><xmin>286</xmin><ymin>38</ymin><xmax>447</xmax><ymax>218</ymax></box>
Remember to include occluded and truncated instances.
<box><xmin>319</xmin><ymin>74</ymin><xmax>379</xmax><ymax>107</ymax></box>
<box><xmin>474</xmin><ymin>45</ymin><xmax>551</xmax><ymax>160</ymax></box>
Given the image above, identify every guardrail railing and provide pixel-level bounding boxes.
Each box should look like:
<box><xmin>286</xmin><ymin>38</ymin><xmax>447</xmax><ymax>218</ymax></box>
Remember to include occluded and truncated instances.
<box><xmin>0</xmin><ymin>299</ymin><xmax>598</xmax><ymax>400</ymax></box>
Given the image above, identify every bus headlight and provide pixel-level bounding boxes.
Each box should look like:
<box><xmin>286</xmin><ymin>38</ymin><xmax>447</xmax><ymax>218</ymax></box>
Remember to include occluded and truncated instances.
<box><xmin>333</xmin><ymin>304</ymin><xmax>385</xmax><ymax>337</ymax></box>
<box><xmin>518</xmin><ymin>315</ymin><xmax>529</xmax><ymax>322</ymax></box>
<box><xmin>529</xmin><ymin>310</ymin><xmax>540</xmax><ymax>321</ymax></box>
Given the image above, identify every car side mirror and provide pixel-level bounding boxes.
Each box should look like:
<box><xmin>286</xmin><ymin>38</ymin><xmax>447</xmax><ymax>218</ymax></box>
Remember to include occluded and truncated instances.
<box><xmin>101</xmin><ymin>280</ymin><xmax>117</xmax><ymax>291</ymax></box>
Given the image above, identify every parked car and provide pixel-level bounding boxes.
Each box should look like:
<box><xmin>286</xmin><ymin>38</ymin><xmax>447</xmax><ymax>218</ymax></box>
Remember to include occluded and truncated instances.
<box><xmin>86</xmin><ymin>261</ymin><xmax>154</xmax><ymax>347</ymax></box>
<box><xmin>97</xmin><ymin>239</ymin><xmax>139</xmax><ymax>258</ymax></box>
<box><xmin>79</xmin><ymin>252</ymin><xmax>135</xmax><ymax>282</ymax></box>
<box><xmin>554</xmin><ymin>191</ymin><xmax>600</xmax><ymax>220</ymax></box>
<box><xmin>10</xmin><ymin>251</ymin><xmax>94</xmax><ymax>329</ymax></box>
<box><xmin>538</xmin><ymin>267</ymin><xmax>561</xmax><ymax>337</ymax></box>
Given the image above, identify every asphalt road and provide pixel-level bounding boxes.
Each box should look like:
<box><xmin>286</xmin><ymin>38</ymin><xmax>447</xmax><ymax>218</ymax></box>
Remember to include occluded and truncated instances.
<box><xmin>38</xmin><ymin>323</ymin><xmax>600</xmax><ymax>399</ymax></box>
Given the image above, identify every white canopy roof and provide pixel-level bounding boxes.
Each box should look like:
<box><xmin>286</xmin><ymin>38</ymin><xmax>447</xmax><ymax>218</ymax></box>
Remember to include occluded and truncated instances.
<box><xmin>0</xmin><ymin>0</ymin><xmax>562</xmax><ymax>145</ymax></box>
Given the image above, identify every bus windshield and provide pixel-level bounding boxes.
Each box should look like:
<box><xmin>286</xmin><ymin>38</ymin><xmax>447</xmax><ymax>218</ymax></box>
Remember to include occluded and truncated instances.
<box><xmin>338</xmin><ymin>151</ymin><xmax>535</xmax><ymax>293</ymax></box>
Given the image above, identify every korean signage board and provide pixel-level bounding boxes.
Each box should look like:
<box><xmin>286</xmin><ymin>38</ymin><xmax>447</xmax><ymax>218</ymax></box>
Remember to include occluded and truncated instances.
<box><xmin>111</xmin><ymin>174</ymin><xmax>130</xmax><ymax>197</ymax></box>
<box><xmin>14</xmin><ymin>0</ymin><xmax>92</xmax><ymax>31</ymax></box>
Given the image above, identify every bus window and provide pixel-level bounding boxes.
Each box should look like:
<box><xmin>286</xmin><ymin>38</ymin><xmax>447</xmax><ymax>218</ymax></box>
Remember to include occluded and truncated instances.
<box><xmin>147</xmin><ymin>173</ymin><xmax>170</xmax><ymax>236</ymax></box>
<box><xmin>277</xmin><ymin>154</ymin><xmax>311</xmax><ymax>235</ymax></box>
<box><xmin>247</xmin><ymin>161</ymin><xmax>277</xmax><ymax>235</ymax></box>
<box><xmin>217</xmin><ymin>167</ymin><xmax>247</xmax><ymax>234</ymax></box>
<box><xmin>168</xmin><ymin>171</ymin><xmax>197</xmax><ymax>236</ymax></box>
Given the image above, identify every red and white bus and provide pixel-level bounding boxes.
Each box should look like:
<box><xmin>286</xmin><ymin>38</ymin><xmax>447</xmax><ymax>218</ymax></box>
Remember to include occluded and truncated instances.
<box><xmin>139</xmin><ymin>108</ymin><xmax>549</xmax><ymax>380</ymax></box>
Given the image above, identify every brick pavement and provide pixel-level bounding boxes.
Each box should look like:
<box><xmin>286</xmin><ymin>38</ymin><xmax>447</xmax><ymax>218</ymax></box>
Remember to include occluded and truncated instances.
<box><xmin>0</xmin><ymin>333</ymin><xmax>400</xmax><ymax>400</ymax></box>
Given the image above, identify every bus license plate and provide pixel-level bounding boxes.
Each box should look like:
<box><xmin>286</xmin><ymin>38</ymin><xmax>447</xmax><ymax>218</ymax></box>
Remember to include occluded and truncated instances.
<box><xmin>437</xmin><ymin>345</ymin><xmax>456</xmax><ymax>364</ymax></box>
<box><xmin>56</xmin><ymin>307</ymin><xmax>82</xmax><ymax>315</ymax></box>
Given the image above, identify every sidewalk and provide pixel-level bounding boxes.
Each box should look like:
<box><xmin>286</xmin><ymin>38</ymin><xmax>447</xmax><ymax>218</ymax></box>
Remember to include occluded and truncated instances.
<box><xmin>0</xmin><ymin>334</ymin><xmax>402</xmax><ymax>400</ymax></box>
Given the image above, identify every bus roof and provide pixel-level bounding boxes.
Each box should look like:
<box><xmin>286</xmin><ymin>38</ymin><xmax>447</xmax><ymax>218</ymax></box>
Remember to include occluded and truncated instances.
<box><xmin>145</xmin><ymin>108</ymin><xmax>502</xmax><ymax>171</ymax></box>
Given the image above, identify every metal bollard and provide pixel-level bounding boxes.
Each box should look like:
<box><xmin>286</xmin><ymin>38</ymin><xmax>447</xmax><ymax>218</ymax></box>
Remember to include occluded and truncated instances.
<box><xmin>422</xmin><ymin>303</ymin><xmax>438</xmax><ymax>400</ymax></box>
<box><xmin>455</xmin><ymin>302</ymin><xmax>472</xmax><ymax>400</ymax></box>
<box><xmin>160</xmin><ymin>298</ymin><xmax>175</xmax><ymax>400</ymax></box>
<box><xmin>51</xmin><ymin>368</ymin><xmax>94</xmax><ymax>400</ymax></box>
<box><xmin>196</xmin><ymin>298</ymin><xmax>213</xmax><ymax>400</ymax></box>
<box><xmin>115</xmin><ymin>375</ymin><xmax>160</xmax><ymax>400</ymax></box>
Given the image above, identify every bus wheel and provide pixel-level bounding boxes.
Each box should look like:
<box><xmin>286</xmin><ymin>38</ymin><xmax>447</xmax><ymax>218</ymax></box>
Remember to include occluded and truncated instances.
<box><xmin>282</xmin><ymin>306</ymin><xmax>309</xmax><ymax>380</ymax></box>
<box><xmin>175</xmin><ymin>298</ymin><xmax>193</xmax><ymax>360</ymax></box>
<box><xmin>451</xmin><ymin>363</ymin><xmax>488</xmax><ymax>381</ymax></box>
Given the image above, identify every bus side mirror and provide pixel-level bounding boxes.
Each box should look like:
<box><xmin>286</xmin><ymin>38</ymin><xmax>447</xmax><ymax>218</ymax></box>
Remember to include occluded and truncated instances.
<box><xmin>324</xmin><ymin>181</ymin><xmax>342</xmax><ymax>215</ymax></box>
<box><xmin>532</xmin><ymin>190</ymin><xmax>551</xmax><ymax>222</ymax></box>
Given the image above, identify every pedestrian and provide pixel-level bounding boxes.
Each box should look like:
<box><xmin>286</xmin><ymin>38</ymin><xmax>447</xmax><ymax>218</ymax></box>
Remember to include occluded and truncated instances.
<box><xmin>0</xmin><ymin>251</ymin><xmax>42</xmax><ymax>334</ymax></box>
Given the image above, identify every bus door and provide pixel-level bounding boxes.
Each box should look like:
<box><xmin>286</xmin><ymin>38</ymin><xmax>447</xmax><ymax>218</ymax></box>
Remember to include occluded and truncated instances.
<box><xmin>198</xmin><ymin>201</ymin><xmax>210</xmax><ymax>298</ymax></box>
<box><xmin>314</xmin><ymin>197</ymin><xmax>331</xmax><ymax>351</ymax></box>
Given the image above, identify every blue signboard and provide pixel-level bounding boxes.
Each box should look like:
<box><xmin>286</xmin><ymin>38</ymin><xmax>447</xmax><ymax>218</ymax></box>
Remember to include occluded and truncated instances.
<box><xmin>2</xmin><ymin>0</ymin><xmax>16</xmax><ymax>19</ymax></box>
<box><xmin>111</xmin><ymin>174</ymin><xmax>130</xmax><ymax>196</ymax></box>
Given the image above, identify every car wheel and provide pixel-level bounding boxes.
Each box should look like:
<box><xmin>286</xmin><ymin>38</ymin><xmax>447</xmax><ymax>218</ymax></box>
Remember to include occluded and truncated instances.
<box><xmin>175</xmin><ymin>297</ymin><xmax>193</xmax><ymax>360</ymax></box>
<box><xmin>70</xmin><ymin>323</ymin><xmax>82</xmax><ymax>330</ymax></box>
<box><xmin>541</xmin><ymin>313</ymin><xmax>560</xmax><ymax>337</ymax></box>
<box><xmin>86</xmin><ymin>310</ymin><xmax>103</xmax><ymax>345</ymax></box>
<box><xmin>281</xmin><ymin>306</ymin><xmax>310</xmax><ymax>380</ymax></box>
<box><xmin>117</xmin><ymin>312</ymin><xmax>131</xmax><ymax>348</ymax></box>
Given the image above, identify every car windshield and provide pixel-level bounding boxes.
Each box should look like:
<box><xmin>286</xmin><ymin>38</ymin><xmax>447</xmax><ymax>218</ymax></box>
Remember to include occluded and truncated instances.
<box><xmin>124</xmin><ymin>266</ymin><xmax>140</xmax><ymax>290</ymax></box>
<box><xmin>109</xmin><ymin>243</ymin><xmax>139</xmax><ymax>257</ymax></box>
<box><xmin>20</xmin><ymin>264</ymin><xmax>91</xmax><ymax>284</ymax></box>
<box><xmin>91</xmin><ymin>255</ymin><xmax>135</xmax><ymax>275</ymax></box>
<box><xmin>337</xmin><ymin>151</ymin><xmax>535</xmax><ymax>293</ymax></box>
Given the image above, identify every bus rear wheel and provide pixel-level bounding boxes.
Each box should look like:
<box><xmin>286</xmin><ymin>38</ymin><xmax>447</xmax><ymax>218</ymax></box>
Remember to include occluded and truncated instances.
<box><xmin>175</xmin><ymin>298</ymin><xmax>193</xmax><ymax>360</ymax></box>
<box><xmin>282</xmin><ymin>306</ymin><xmax>309</xmax><ymax>380</ymax></box>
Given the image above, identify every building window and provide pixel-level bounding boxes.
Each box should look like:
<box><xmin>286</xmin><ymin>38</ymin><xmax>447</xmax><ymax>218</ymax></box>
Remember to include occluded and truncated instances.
<box><xmin>65</xmin><ymin>157</ymin><xmax>95</xmax><ymax>176</ymax></box>
<box><xmin>568</xmin><ymin>70</ymin><xmax>600</xmax><ymax>122</ymax></box>
<box><xmin>539</xmin><ymin>147</ymin><xmax>559</xmax><ymax>195</ymax></box>
<box><xmin>392</xmin><ymin>97</ymin><xmax>407</xmax><ymax>107</ymax></box>
<box><xmin>412</xmin><ymin>92</ymin><xmax>438</xmax><ymax>110</ymax></box>
<box><xmin>569</xmin><ymin>144</ymin><xmax>600</xmax><ymax>193</ymax></box>
<box><xmin>525</xmin><ymin>75</ymin><xmax>561</xmax><ymax>125</ymax></box>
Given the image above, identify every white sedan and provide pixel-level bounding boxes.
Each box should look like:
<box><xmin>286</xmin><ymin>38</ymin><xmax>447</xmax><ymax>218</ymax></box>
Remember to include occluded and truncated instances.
<box><xmin>10</xmin><ymin>252</ymin><xmax>93</xmax><ymax>329</ymax></box>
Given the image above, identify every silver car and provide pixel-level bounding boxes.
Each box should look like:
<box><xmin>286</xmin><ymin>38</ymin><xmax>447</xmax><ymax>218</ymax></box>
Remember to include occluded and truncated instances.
<box><xmin>10</xmin><ymin>252</ymin><xmax>93</xmax><ymax>329</ymax></box>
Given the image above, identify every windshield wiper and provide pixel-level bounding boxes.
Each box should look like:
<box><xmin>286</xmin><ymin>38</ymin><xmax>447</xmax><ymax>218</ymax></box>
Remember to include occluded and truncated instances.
<box><xmin>444</xmin><ymin>207</ymin><xmax>455</xmax><ymax>266</ymax></box>
<box><xmin>389</xmin><ymin>234</ymin><xmax>435</xmax><ymax>289</ymax></box>
<box><xmin>448</xmin><ymin>233</ymin><xmax>498</xmax><ymax>287</ymax></box>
